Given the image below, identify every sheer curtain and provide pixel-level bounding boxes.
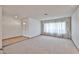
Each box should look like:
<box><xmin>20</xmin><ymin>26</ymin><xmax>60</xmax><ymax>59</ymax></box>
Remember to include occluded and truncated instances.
<box><xmin>44</xmin><ymin>22</ymin><xmax>66</xmax><ymax>35</ymax></box>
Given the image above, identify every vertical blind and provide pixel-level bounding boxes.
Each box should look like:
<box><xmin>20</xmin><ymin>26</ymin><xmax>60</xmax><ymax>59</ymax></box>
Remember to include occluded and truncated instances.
<box><xmin>44</xmin><ymin>22</ymin><xmax>66</xmax><ymax>35</ymax></box>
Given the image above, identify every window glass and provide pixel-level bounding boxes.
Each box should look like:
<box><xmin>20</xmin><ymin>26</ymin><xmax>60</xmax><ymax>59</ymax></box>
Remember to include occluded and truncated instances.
<box><xmin>44</xmin><ymin>22</ymin><xmax>66</xmax><ymax>35</ymax></box>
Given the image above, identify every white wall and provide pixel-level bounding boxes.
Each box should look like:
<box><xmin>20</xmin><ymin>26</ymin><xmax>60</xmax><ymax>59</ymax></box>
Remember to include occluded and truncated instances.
<box><xmin>2</xmin><ymin>15</ymin><xmax>41</xmax><ymax>39</ymax></box>
<box><xmin>23</xmin><ymin>18</ymin><xmax>41</xmax><ymax>38</ymax></box>
<box><xmin>71</xmin><ymin>7</ymin><xmax>79</xmax><ymax>49</ymax></box>
<box><xmin>2</xmin><ymin>15</ymin><xmax>22</xmax><ymax>39</ymax></box>
<box><xmin>28</xmin><ymin>18</ymin><xmax>41</xmax><ymax>37</ymax></box>
<box><xmin>0</xmin><ymin>7</ymin><xmax>2</xmax><ymax>49</ymax></box>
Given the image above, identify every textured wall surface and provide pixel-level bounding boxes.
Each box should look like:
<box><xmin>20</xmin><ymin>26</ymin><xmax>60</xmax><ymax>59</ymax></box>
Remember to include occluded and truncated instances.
<box><xmin>71</xmin><ymin>7</ymin><xmax>79</xmax><ymax>49</ymax></box>
<box><xmin>2</xmin><ymin>15</ymin><xmax>22</xmax><ymax>39</ymax></box>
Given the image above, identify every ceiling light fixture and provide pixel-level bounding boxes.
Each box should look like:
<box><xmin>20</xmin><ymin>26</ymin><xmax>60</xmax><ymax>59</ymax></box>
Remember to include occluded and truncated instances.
<box><xmin>44</xmin><ymin>13</ymin><xmax>48</xmax><ymax>15</ymax></box>
<box><xmin>15</xmin><ymin>16</ymin><xmax>18</xmax><ymax>18</ymax></box>
<box><xmin>23</xmin><ymin>22</ymin><xmax>26</xmax><ymax>25</ymax></box>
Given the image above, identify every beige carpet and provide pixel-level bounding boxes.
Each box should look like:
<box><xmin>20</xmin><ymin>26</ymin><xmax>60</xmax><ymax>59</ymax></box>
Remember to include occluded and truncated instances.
<box><xmin>3</xmin><ymin>36</ymin><xmax>28</xmax><ymax>47</ymax></box>
<box><xmin>3</xmin><ymin>35</ymin><xmax>79</xmax><ymax>54</ymax></box>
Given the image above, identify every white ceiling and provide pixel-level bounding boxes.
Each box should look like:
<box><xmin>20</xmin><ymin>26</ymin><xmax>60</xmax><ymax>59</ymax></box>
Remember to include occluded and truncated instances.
<box><xmin>3</xmin><ymin>5</ymin><xmax>77</xmax><ymax>20</ymax></box>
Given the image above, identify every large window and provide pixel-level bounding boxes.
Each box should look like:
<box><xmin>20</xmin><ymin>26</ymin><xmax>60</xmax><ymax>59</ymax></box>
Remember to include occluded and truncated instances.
<box><xmin>44</xmin><ymin>22</ymin><xmax>66</xmax><ymax>35</ymax></box>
